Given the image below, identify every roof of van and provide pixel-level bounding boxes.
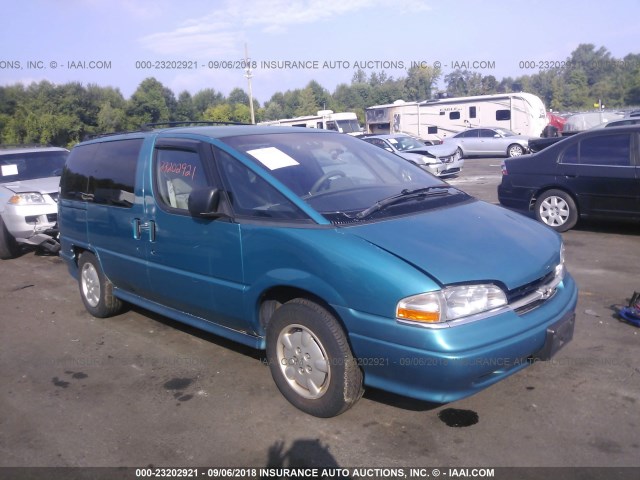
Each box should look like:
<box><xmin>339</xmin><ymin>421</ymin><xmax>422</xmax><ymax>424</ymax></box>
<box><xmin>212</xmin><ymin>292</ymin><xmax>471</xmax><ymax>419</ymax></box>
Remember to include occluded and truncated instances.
<box><xmin>80</xmin><ymin>125</ymin><xmax>335</xmax><ymax>144</ymax></box>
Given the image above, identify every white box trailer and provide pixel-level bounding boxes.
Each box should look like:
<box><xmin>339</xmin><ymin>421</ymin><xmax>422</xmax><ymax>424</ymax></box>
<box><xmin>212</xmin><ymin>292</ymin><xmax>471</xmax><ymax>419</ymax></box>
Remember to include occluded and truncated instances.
<box><xmin>365</xmin><ymin>93</ymin><xmax>548</xmax><ymax>143</ymax></box>
<box><xmin>258</xmin><ymin>110</ymin><xmax>363</xmax><ymax>135</ymax></box>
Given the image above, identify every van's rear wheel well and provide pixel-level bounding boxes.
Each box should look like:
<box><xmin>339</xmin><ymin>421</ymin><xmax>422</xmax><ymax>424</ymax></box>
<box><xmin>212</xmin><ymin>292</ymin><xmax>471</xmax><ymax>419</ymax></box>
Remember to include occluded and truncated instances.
<box><xmin>76</xmin><ymin>250</ymin><xmax>124</xmax><ymax>317</ymax></box>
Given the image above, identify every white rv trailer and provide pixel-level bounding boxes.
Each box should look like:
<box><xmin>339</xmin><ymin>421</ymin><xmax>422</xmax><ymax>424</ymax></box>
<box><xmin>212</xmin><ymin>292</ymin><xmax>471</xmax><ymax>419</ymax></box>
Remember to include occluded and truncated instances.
<box><xmin>365</xmin><ymin>93</ymin><xmax>548</xmax><ymax>143</ymax></box>
<box><xmin>258</xmin><ymin>110</ymin><xmax>362</xmax><ymax>135</ymax></box>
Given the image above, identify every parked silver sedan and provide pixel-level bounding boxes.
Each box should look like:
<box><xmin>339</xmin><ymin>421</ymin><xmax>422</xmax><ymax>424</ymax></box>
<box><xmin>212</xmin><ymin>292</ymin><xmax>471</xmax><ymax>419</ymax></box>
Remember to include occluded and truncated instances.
<box><xmin>445</xmin><ymin>127</ymin><xmax>532</xmax><ymax>158</ymax></box>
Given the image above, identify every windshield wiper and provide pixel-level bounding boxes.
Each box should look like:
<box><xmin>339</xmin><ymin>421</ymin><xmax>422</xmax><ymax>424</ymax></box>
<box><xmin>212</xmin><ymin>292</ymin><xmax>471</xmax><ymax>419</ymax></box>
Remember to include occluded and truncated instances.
<box><xmin>355</xmin><ymin>186</ymin><xmax>451</xmax><ymax>220</ymax></box>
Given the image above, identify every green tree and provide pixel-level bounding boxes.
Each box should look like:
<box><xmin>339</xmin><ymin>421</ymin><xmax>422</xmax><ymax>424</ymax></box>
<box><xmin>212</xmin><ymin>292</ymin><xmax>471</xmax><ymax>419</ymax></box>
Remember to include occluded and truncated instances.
<box><xmin>97</xmin><ymin>102</ymin><xmax>127</xmax><ymax>133</ymax></box>
<box><xmin>203</xmin><ymin>104</ymin><xmax>233</xmax><ymax>122</ymax></box>
<box><xmin>351</xmin><ymin>68</ymin><xmax>367</xmax><ymax>84</ymax></box>
<box><xmin>295</xmin><ymin>86</ymin><xmax>318</xmax><ymax>116</ymax></box>
<box><xmin>404</xmin><ymin>65</ymin><xmax>441</xmax><ymax>101</ymax></box>
<box><xmin>126</xmin><ymin>78</ymin><xmax>171</xmax><ymax>127</ymax></box>
<box><xmin>228</xmin><ymin>88</ymin><xmax>250</xmax><ymax>106</ymax></box>
<box><xmin>565</xmin><ymin>69</ymin><xmax>590</xmax><ymax>109</ymax></box>
<box><xmin>193</xmin><ymin>88</ymin><xmax>224</xmax><ymax>117</ymax></box>
<box><xmin>176</xmin><ymin>91</ymin><xmax>196</xmax><ymax>121</ymax></box>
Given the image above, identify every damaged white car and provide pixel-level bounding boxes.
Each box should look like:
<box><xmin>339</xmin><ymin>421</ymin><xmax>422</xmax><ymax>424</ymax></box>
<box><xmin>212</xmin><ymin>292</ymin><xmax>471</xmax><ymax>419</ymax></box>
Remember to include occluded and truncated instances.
<box><xmin>0</xmin><ymin>146</ymin><xmax>68</xmax><ymax>259</ymax></box>
<box><xmin>360</xmin><ymin>134</ymin><xmax>464</xmax><ymax>177</ymax></box>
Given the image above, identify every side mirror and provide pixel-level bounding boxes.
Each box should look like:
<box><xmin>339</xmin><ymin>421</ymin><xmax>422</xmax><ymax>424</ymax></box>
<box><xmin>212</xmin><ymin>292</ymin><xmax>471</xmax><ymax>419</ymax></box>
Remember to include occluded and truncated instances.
<box><xmin>188</xmin><ymin>187</ymin><xmax>225</xmax><ymax>218</ymax></box>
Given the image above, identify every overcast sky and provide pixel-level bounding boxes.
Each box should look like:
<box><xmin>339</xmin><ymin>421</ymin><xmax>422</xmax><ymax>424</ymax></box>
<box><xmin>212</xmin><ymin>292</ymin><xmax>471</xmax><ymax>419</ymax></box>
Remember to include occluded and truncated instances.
<box><xmin>2</xmin><ymin>0</ymin><xmax>639</xmax><ymax>103</ymax></box>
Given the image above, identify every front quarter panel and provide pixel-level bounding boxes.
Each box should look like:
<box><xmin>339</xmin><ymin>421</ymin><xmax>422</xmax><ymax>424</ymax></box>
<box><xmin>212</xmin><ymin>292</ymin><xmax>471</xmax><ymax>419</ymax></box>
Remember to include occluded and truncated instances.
<box><xmin>239</xmin><ymin>224</ymin><xmax>439</xmax><ymax>334</ymax></box>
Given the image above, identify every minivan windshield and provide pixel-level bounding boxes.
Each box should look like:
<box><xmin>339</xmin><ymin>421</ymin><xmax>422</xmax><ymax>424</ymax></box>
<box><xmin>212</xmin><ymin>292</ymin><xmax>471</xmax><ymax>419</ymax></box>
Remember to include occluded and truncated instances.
<box><xmin>221</xmin><ymin>131</ymin><xmax>465</xmax><ymax>220</ymax></box>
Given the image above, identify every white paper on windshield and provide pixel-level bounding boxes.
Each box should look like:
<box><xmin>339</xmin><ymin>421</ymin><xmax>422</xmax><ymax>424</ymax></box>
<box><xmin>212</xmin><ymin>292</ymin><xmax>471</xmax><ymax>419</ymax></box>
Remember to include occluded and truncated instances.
<box><xmin>247</xmin><ymin>147</ymin><xmax>299</xmax><ymax>170</ymax></box>
<box><xmin>388</xmin><ymin>139</ymin><xmax>398</xmax><ymax>144</ymax></box>
<box><xmin>1</xmin><ymin>164</ymin><xmax>18</xmax><ymax>176</ymax></box>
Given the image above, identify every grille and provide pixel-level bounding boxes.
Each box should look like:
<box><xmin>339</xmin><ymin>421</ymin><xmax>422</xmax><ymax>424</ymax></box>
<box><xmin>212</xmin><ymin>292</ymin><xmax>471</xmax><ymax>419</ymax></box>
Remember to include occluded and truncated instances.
<box><xmin>507</xmin><ymin>270</ymin><xmax>555</xmax><ymax>304</ymax></box>
<box><xmin>507</xmin><ymin>268</ymin><xmax>562</xmax><ymax>315</ymax></box>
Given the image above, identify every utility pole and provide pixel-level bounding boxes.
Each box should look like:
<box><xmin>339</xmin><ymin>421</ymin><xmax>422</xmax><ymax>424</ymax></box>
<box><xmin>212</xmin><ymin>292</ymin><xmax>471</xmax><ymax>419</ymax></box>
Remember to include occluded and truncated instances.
<box><xmin>244</xmin><ymin>43</ymin><xmax>255</xmax><ymax>124</ymax></box>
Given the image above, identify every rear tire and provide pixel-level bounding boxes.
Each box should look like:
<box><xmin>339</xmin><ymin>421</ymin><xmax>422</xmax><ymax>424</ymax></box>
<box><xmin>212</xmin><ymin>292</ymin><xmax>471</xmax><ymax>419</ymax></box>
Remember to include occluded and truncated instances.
<box><xmin>534</xmin><ymin>189</ymin><xmax>578</xmax><ymax>232</ymax></box>
<box><xmin>78</xmin><ymin>251</ymin><xmax>123</xmax><ymax>317</ymax></box>
<box><xmin>266</xmin><ymin>298</ymin><xmax>364</xmax><ymax>417</ymax></box>
<box><xmin>0</xmin><ymin>217</ymin><xmax>20</xmax><ymax>260</ymax></box>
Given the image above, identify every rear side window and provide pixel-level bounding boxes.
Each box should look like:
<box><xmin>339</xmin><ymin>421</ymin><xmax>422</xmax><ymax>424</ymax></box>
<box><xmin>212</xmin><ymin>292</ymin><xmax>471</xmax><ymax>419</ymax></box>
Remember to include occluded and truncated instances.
<box><xmin>60</xmin><ymin>138</ymin><xmax>142</xmax><ymax>207</ymax></box>
<box><xmin>561</xmin><ymin>134</ymin><xmax>631</xmax><ymax>166</ymax></box>
<box><xmin>579</xmin><ymin>134</ymin><xmax>631</xmax><ymax>166</ymax></box>
<box><xmin>478</xmin><ymin>129</ymin><xmax>496</xmax><ymax>138</ymax></box>
<box><xmin>457</xmin><ymin>130</ymin><xmax>478</xmax><ymax>138</ymax></box>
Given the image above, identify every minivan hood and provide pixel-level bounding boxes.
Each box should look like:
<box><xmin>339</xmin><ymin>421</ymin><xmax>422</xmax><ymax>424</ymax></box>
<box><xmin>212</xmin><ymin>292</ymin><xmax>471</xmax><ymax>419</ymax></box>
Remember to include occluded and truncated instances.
<box><xmin>347</xmin><ymin>200</ymin><xmax>560</xmax><ymax>290</ymax></box>
<box><xmin>1</xmin><ymin>176</ymin><xmax>60</xmax><ymax>194</ymax></box>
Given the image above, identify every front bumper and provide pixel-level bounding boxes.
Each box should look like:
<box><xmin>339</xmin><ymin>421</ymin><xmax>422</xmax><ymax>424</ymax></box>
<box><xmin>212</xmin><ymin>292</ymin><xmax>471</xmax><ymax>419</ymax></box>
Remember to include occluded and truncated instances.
<box><xmin>2</xmin><ymin>204</ymin><xmax>60</xmax><ymax>250</ymax></box>
<box><xmin>336</xmin><ymin>272</ymin><xmax>578</xmax><ymax>404</ymax></box>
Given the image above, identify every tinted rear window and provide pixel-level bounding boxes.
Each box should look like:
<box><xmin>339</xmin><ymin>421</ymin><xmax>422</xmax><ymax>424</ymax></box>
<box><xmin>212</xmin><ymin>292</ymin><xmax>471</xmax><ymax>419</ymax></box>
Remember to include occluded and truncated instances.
<box><xmin>61</xmin><ymin>138</ymin><xmax>143</xmax><ymax>207</ymax></box>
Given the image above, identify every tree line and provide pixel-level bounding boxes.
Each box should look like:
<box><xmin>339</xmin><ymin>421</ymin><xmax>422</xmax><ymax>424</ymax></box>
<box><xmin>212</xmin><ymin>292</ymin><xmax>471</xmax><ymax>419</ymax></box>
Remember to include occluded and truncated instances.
<box><xmin>1</xmin><ymin>44</ymin><xmax>638</xmax><ymax>147</ymax></box>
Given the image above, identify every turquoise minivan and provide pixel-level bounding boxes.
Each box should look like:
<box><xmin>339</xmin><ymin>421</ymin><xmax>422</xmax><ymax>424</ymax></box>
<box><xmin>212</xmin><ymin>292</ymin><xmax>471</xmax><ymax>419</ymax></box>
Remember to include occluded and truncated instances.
<box><xmin>59</xmin><ymin>125</ymin><xmax>577</xmax><ymax>417</ymax></box>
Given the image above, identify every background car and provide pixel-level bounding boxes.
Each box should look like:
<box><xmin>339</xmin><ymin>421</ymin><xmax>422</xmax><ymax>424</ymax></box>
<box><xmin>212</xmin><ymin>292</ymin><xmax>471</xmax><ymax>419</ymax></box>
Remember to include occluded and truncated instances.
<box><xmin>498</xmin><ymin>125</ymin><xmax>640</xmax><ymax>232</ymax></box>
<box><xmin>602</xmin><ymin>117</ymin><xmax>640</xmax><ymax>128</ymax></box>
<box><xmin>0</xmin><ymin>146</ymin><xmax>68</xmax><ymax>259</ymax></box>
<box><xmin>444</xmin><ymin>127</ymin><xmax>532</xmax><ymax>158</ymax></box>
<box><xmin>360</xmin><ymin>134</ymin><xmax>463</xmax><ymax>177</ymax></box>
<box><xmin>529</xmin><ymin>113</ymin><xmax>638</xmax><ymax>153</ymax></box>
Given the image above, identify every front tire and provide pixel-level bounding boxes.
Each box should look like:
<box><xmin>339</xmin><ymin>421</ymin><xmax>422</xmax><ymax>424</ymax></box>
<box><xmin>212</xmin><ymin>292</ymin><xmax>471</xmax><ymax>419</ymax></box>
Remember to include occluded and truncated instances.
<box><xmin>78</xmin><ymin>251</ymin><xmax>123</xmax><ymax>317</ymax></box>
<box><xmin>534</xmin><ymin>189</ymin><xmax>578</xmax><ymax>232</ymax></box>
<box><xmin>266</xmin><ymin>299</ymin><xmax>364</xmax><ymax>417</ymax></box>
<box><xmin>507</xmin><ymin>143</ymin><xmax>525</xmax><ymax>157</ymax></box>
<box><xmin>0</xmin><ymin>217</ymin><xmax>20</xmax><ymax>260</ymax></box>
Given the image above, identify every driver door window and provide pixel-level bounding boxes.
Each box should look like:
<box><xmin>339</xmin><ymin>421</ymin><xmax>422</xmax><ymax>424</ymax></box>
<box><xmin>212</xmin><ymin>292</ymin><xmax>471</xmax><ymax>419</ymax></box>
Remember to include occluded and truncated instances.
<box><xmin>215</xmin><ymin>146</ymin><xmax>307</xmax><ymax>220</ymax></box>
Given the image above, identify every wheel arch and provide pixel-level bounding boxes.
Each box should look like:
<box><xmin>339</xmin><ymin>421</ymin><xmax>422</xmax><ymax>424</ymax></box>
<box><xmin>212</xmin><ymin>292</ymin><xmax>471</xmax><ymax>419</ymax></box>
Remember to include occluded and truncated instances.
<box><xmin>529</xmin><ymin>186</ymin><xmax>580</xmax><ymax>216</ymax></box>
<box><xmin>257</xmin><ymin>285</ymin><xmax>346</xmax><ymax>337</ymax></box>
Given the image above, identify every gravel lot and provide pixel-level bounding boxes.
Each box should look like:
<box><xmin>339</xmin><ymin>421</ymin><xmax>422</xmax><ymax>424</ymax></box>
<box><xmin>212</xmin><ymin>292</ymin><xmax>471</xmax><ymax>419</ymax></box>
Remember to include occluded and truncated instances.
<box><xmin>1</xmin><ymin>157</ymin><xmax>638</xmax><ymax>469</ymax></box>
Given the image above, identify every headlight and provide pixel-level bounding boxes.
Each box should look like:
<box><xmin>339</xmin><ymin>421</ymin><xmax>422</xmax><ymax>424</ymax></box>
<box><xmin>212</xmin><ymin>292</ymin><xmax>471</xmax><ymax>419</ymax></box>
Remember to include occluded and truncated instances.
<box><xmin>397</xmin><ymin>284</ymin><xmax>508</xmax><ymax>325</ymax></box>
<box><xmin>9</xmin><ymin>193</ymin><xmax>46</xmax><ymax>205</ymax></box>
